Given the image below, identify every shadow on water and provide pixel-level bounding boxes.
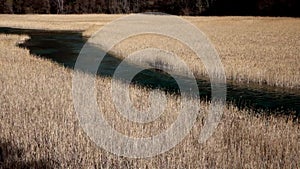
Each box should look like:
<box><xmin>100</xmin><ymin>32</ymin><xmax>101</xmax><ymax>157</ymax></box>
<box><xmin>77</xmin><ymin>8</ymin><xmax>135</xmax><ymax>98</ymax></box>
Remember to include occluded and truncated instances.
<box><xmin>0</xmin><ymin>27</ymin><xmax>299</xmax><ymax>117</ymax></box>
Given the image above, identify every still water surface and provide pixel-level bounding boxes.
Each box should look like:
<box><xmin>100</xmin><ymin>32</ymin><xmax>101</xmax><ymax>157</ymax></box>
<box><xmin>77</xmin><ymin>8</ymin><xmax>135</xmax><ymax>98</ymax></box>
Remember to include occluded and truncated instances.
<box><xmin>1</xmin><ymin>27</ymin><xmax>299</xmax><ymax>116</ymax></box>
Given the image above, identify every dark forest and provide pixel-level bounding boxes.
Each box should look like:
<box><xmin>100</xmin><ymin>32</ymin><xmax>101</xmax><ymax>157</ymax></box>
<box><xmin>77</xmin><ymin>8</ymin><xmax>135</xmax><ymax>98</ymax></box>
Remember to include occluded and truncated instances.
<box><xmin>0</xmin><ymin>0</ymin><xmax>299</xmax><ymax>16</ymax></box>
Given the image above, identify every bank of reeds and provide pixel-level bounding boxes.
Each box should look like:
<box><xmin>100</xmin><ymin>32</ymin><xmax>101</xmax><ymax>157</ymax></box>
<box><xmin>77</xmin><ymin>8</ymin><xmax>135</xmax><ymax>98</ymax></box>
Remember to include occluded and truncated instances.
<box><xmin>0</xmin><ymin>34</ymin><xmax>299</xmax><ymax>168</ymax></box>
<box><xmin>0</xmin><ymin>15</ymin><xmax>299</xmax><ymax>88</ymax></box>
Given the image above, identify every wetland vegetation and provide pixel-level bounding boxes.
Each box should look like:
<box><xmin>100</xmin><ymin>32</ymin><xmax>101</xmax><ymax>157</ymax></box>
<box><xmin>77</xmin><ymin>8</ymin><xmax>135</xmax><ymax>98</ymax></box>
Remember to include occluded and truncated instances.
<box><xmin>0</xmin><ymin>15</ymin><xmax>299</xmax><ymax>168</ymax></box>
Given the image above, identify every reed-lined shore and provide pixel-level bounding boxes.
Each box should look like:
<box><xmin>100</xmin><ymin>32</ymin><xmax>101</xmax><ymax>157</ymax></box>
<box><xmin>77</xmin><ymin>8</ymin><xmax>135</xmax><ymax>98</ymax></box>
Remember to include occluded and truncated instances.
<box><xmin>0</xmin><ymin>15</ymin><xmax>299</xmax><ymax>88</ymax></box>
<box><xmin>0</xmin><ymin>31</ymin><xmax>299</xmax><ymax>168</ymax></box>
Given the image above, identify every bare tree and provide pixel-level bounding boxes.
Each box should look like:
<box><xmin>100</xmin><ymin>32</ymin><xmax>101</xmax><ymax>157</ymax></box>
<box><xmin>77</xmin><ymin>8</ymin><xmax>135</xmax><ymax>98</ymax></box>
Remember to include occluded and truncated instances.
<box><xmin>51</xmin><ymin>0</ymin><xmax>64</xmax><ymax>13</ymax></box>
<box><xmin>131</xmin><ymin>0</ymin><xmax>140</xmax><ymax>13</ymax></box>
<box><xmin>122</xmin><ymin>0</ymin><xmax>130</xmax><ymax>13</ymax></box>
<box><xmin>195</xmin><ymin>0</ymin><xmax>216</xmax><ymax>14</ymax></box>
<box><xmin>206</xmin><ymin>0</ymin><xmax>216</xmax><ymax>8</ymax></box>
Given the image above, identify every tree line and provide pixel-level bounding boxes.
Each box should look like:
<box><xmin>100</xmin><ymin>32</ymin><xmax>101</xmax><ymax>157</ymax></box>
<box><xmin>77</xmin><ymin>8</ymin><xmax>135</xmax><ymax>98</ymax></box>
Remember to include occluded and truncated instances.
<box><xmin>0</xmin><ymin>0</ymin><xmax>299</xmax><ymax>16</ymax></box>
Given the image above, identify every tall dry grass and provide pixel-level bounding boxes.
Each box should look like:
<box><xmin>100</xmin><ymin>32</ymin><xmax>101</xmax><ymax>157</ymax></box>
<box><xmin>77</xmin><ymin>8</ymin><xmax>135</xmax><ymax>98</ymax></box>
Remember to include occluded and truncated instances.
<box><xmin>107</xmin><ymin>17</ymin><xmax>300</xmax><ymax>89</ymax></box>
<box><xmin>0</xmin><ymin>15</ymin><xmax>299</xmax><ymax>88</ymax></box>
<box><xmin>0</xmin><ymin>14</ymin><xmax>121</xmax><ymax>33</ymax></box>
<box><xmin>0</xmin><ymin>34</ymin><xmax>299</xmax><ymax>168</ymax></box>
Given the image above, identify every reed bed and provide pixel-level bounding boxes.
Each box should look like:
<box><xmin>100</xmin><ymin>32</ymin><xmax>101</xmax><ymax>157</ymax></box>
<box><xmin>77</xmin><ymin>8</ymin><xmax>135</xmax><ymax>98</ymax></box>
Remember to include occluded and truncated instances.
<box><xmin>0</xmin><ymin>34</ymin><xmax>299</xmax><ymax>168</ymax></box>
<box><xmin>0</xmin><ymin>15</ymin><xmax>299</xmax><ymax>88</ymax></box>
<box><xmin>107</xmin><ymin>17</ymin><xmax>300</xmax><ymax>89</ymax></box>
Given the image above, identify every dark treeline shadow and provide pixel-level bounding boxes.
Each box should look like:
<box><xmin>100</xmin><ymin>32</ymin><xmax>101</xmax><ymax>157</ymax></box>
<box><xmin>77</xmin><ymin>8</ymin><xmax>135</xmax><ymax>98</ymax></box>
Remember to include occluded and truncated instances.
<box><xmin>0</xmin><ymin>0</ymin><xmax>299</xmax><ymax>17</ymax></box>
<box><xmin>204</xmin><ymin>0</ymin><xmax>300</xmax><ymax>17</ymax></box>
<box><xmin>0</xmin><ymin>27</ymin><xmax>299</xmax><ymax>118</ymax></box>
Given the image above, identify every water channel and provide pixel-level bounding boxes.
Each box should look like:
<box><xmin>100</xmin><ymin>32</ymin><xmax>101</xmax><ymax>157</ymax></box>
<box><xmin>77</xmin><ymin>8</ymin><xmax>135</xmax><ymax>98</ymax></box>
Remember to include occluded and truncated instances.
<box><xmin>1</xmin><ymin>27</ymin><xmax>299</xmax><ymax>117</ymax></box>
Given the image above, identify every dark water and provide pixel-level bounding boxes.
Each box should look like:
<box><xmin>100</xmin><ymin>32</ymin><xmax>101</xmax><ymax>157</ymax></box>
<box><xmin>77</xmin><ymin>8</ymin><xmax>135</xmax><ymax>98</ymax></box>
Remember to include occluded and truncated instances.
<box><xmin>1</xmin><ymin>27</ymin><xmax>299</xmax><ymax>117</ymax></box>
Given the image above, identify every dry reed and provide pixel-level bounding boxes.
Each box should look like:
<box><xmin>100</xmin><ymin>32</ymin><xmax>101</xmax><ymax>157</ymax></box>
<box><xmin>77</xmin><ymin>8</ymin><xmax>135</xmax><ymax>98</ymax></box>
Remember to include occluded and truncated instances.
<box><xmin>0</xmin><ymin>34</ymin><xmax>299</xmax><ymax>168</ymax></box>
<box><xmin>0</xmin><ymin>15</ymin><xmax>299</xmax><ymax>88</ymax></box>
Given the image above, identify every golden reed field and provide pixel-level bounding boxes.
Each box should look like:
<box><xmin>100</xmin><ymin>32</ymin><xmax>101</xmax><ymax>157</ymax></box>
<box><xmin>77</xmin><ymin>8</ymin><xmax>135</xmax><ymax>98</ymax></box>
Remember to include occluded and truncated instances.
<box><xmin>0</xmin><ymin>15</ymin><xmax>299</xmax><ymax>88</ymax></box>
<box><xmin>0</xmin><ymin>15</ymin><xmax>299</xmax><ymax>168</ymax></box>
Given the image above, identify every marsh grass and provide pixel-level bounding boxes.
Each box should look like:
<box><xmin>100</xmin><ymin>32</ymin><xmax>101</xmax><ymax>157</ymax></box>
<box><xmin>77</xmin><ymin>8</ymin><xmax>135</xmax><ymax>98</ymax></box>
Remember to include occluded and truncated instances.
<box><xmin>109</xmin><ymin>19</ymin><xmax>300</xmax><ymax>89</ymax></box>
<box><xmin>0</xmin><ymin>34</ymin><xmax>299</xmax><ymax>168</ymax></box>
<box><xmin>0</xmin><ymin>15</ymin><xmax>299</xmax><ymax>88</ymax></box>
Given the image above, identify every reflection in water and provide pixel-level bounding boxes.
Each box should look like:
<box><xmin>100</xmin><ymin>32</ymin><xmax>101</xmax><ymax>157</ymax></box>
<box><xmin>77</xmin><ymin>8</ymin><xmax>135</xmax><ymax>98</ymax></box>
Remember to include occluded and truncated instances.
<box><xmin>0</xmin><ymin>27</ymin><xmax>299</xmax><ymax>116</ymax></box>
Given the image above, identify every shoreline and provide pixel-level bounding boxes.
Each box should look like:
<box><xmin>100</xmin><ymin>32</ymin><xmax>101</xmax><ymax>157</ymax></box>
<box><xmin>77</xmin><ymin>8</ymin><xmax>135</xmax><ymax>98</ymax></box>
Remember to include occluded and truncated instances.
<box><xmin>0</xmin><ymin>33</ymin><xmax>299</xmax><ymax>168</ymax></box>
<box><xmin>0</xmin><ymin>14</ymin><xmax>300</xmax><ymax>90</ymax></box>
<box><xmin>0</xmin><ymin>15</ymin><xmax>299</xmax><ymax>89</ymax></box>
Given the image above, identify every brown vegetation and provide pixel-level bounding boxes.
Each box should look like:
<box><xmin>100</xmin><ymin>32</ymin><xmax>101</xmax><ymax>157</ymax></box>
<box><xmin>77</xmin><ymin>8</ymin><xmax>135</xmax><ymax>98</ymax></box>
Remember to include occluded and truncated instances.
<box><xmin>1</xmin><ymin>15</ymin><xmax>299</xmax><ymax>88</ymax></box>
<box><xmin>0</xmin><ymin>32</ymin><xmax>299</xmax><ymax>168</ymax></box>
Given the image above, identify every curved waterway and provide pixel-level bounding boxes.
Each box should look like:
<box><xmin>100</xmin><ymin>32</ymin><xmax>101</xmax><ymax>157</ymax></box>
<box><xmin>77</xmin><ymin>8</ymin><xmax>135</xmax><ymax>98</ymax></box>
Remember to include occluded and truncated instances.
<box><xmin>1</xmin><ymin>27</ymin><xmax>299</xmax><ymax>117</ymax></box>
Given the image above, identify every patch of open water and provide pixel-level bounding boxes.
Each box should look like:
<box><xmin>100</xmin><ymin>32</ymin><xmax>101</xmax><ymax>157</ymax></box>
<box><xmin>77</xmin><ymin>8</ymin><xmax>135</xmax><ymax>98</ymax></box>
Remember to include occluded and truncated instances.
<box><xmin>1</xmin><ymin>27</ymin><xmax>299</xmax><ymax>117</ymax></box>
